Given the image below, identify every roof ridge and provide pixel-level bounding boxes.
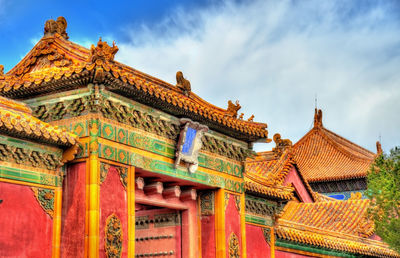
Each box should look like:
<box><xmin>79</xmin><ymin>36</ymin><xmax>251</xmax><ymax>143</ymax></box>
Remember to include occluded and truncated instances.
<box><xmin>321</xmin><ymin>126</ymin><xmax>375</xmax><ymax>157</ymax></box>
<box><xmin>318</xmin><ymin>126</ymin><xmax>375</xmax><ymax>162</ymax></box>
<box><xmin>0</xmin><ymin>27</ymin><xmax>269</xmax><ymax>141</ymax></box>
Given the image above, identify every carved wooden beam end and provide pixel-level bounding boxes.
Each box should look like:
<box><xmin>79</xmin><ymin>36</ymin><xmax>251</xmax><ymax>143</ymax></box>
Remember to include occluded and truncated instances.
<box><xmin>144</xmin><ymin>182</ymin><xmax>164</xmax><ymax>195</ymax></box>
<box><xmin>163</xmin><ymin>186</ymin><xmax>181</xmax><ymax>199</ymax></box>
<box><xmin>180</xmin><ymin>189</ymin><xmax>197</xmax><ymax>201</ymax></box>
<box><xmin>136</xmin><ymin>177</ymin><xmax>145</xmax><ymax>190</ymax></box>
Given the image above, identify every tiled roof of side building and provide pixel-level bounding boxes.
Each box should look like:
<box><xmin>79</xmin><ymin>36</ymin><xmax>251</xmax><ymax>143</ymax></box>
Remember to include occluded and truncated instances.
<box><xmin>276</xmin><ymin>199</ymin><xmax>399</xmax><ymax>257</ymax></box>
<box><xmin>245</xmin><ymin>133</ymin><xmax>317</xmax><ymax>201</ymax></box>
<box><xmin>0</xmin><ymin>17</ymin><xmax>269</xmax><ymax>143</ymax></box>
<box><xmin>245</xmin><ymin>148</ymin><xmax>295</xmax><ymax>200</ymax></box>
<box><xmin>292</xmin><ymin>109</ymin><xmax>376</xmax><ymax>182</ymax></box>
<box><xmin>0</xmin><ymin>95</ymin><xmax>78</xmax><ymax>147</ymax></box>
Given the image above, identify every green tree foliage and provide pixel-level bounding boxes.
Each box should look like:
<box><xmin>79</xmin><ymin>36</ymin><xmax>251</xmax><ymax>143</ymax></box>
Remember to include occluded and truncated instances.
<box><xmin>366</xmin><ymin>147</ymin><xmax>400</xmax><ymax>253</ymax></box>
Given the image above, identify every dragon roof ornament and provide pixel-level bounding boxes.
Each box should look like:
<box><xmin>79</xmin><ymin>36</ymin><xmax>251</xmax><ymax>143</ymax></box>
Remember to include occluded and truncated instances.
<box><xmin>44</xmin><ymin>16</ymin><xmax>68</xmax><ymax>39</ymax></box>
<box><xmin>89</xmin><ymin>38</ymin><xmax>119</xmax><ymax>63</ymax></box>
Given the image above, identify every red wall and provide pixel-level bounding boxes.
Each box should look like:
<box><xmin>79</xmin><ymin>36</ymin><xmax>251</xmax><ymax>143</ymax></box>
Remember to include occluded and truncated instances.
<box><xmin>284</xmin><ymin>167</ymin><xmax>313</xmax><ymax>203</ymax></box>
<box><xmin>61</xmin><ymin>162</ymin><xmax>86</xmax><ymax>257</ymax></box>
<box><xmin>225</xmin><ymin>194</ymin><xmax>242</xmax><ymax>257</ymax></box>
<box><xmin>0</xmin><ymin>181</ymin><xmax>53</xmax><ymax>257</ymax></box>
<box><xmin>245</xmin><ymin>224</ymin><xmax>270</xmax><ymax>258</ymax></box>
<box><xmin>201</xmin><ymin>214</ymin><xmax>216</xmax><ymax>258</ymax></box>
<box><xmin>99</xmin><ymin>166</ymin><xmax>128</xmax><ymax>257</ymax></box>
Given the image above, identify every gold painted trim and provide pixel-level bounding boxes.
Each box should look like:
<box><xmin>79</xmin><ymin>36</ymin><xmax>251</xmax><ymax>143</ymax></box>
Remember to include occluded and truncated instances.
<box><xmin>215</xmin><ymin>188</ymin><xmax>226</xmax><ymax>258</ymax></box>
<box><xmin>128</xmin><ymin>166</ymin><xmax>135</xmax><ymax>257</ymax></box>
<box><xmin>0</xmin><ymin>177</ymin><xmax>56</xmax><ymax>189</ymax></box>
<box><xmin>52</xmin><ymin>187</ymin><xmax>62</xmax><ymax>258</ymax></box>
<box><xmin>88</xmin><ymin>154</ymin><xmax>100</xmax><ymax>258</ymax></box>
<box><xmin>240</xmin><ymin>193</ymin><xmax>247</xmax><ymax>258</ymax></box>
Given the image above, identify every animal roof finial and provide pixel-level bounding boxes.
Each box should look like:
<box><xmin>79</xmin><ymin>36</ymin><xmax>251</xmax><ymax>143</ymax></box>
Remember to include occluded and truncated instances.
<box><xmin>314</xmin><ymin>108</ymin><xmax>323</xmax><ymax>127</ymax></box>
<box><xmin>176</xmin><ymin>71</ymin><xmax>191</xmax><ymax>96</ymax></box>
<box><xmin>44</xmin><ymin>16</ymin><xmax>69</xmax><ymax>39</ymax></box>
<box><xmin>376</xmin><ymin>141</ymin><xmax>383</xmax><ymax>155</ymax></box>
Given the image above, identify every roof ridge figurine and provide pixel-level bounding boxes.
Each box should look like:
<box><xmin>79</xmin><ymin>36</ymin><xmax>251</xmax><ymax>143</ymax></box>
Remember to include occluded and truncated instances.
<box><xmin>226</xmin><ymin>100</ymin><xmax>241</xmax><ymax>118</ymax></box>
<box><xmin>272</xmin><ymin>133</ymin><xmax>292</xmax><ymax>157</ymax></box>
<box><xmin>44</xmin><ymin>16</ymin><xmax>69</xmax><ymax>39</ymax></box>
<box><xmin>89</xmin><ymin>37</ymin><xmax>119</xmax><ymax>63</ymax></box>
<box><xmin>314</xmin><ymin>108</ymin><xmax>323</xmax><ymax>127</ymax></box>
<box><xmin>176</xmin><ymin>71</ymin><xmax>191</xmax><ymax>96</ymax></box>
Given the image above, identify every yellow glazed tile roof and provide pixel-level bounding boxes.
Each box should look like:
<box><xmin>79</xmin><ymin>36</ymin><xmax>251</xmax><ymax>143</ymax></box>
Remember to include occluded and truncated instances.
<box><xmin>0</xmin><ymin>95</ymin><xmax>77</xmax><ymax>147</ymax></box>
<box><xmin>293</xmin><ymin>109</ymin><xmax>376</xmax><ymax>182</ymax></box>
<box><xmin>0</xmin><ymin>18</ymin><xmax>269</xmax><ymax>142</ymax></box>
<box><xmin>245</xmin><ymin>133</ymin><xmax>317</xmax><ymax>201</ymax></box>
<box><xmin>245</xmin><ymin>149</ymin><xmax>295</xmax><ymax>200</ymax></box>
<box><xmin>276</xmin><ymin>199</ymin><xmax>399</xmax><ymax>257</ymax></box>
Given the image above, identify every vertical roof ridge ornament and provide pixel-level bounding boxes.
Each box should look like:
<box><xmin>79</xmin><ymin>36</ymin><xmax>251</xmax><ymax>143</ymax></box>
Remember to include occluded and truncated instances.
<box><xmin>176</xmin><ymin>71</ymin><xmax>191</xmax><ymax>96</ymax></box>
<box><xmin>376</xmin><ymin>141</ymin><xmax>383</xmax><ymax>155</ymax></box>
<box><xmin>88</xmin><ymin>37</ymin><xmax>119</xmax><ymax>64</ymax></box>
<box><xmin>44</xmin><ymin>16</ymin><xmax>69</xmax><ymax>39</ymax></box>
<box><xmin>313</xmin><ymin>108</ymin><xmax>323</xmax><ymax>128</ymax></box>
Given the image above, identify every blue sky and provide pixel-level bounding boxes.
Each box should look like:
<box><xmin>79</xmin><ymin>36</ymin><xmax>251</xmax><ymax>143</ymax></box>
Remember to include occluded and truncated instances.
<box><xmin>0</xmin><ymin>0</ymin><xmax>399</xmax><ymax>153</ymax></box>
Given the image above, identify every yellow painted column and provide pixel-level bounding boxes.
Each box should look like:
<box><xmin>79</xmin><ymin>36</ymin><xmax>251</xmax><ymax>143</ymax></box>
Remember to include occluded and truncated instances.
<box><xmin>215</xmin><ymin>188</ymin><xmax>226</xmax><ymax>258</ymax></box>
<box><xmin>52</xmin><ymin>187</ymin><xmax>62</xmax><ymax>258</ymax></box>
<box><xmin>270</xmin><ymin>227</ymin><xmax>275</xmax><ymax>258</ymax></box>
<box><xmin>240</xmin><ymin>193</ymin><xmax>247</xmax><ymax>258</ymax></box>
<box><xmin>88</xmin><ymin>120</ymin><xmax>100</xmax><ymax>258</ymax></box>
<box><xmin>128</xmin><ymin>166</ymin><xmax>136</xmax><ymax>257</ymax></box>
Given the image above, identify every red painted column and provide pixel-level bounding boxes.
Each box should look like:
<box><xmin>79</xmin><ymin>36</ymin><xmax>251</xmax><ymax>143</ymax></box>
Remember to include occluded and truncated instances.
<box><xmin>61</xmin><ymin>162</ymin><xmax>86</xmax><ymax>257</ymax></box>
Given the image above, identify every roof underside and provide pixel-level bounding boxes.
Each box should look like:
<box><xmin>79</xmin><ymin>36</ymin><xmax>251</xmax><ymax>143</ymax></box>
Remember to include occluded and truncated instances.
<box><xmin>0</xmin><ymin>33</ymin><xmax>269</xmax><ymax>143</ymax></box>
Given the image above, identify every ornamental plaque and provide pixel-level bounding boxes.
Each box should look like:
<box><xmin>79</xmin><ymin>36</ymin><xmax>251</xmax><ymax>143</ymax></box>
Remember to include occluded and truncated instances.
<box><xmin>175</xmin><ymin>118</ymin><xmax>208</xmax><ymax>173</ymax></box>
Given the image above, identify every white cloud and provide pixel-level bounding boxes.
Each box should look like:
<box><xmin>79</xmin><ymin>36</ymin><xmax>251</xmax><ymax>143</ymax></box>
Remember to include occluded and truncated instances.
<box><xmin>114</xmin><ymin>0</ymin><xmax>400</xmax><ymax>153</ymax></box>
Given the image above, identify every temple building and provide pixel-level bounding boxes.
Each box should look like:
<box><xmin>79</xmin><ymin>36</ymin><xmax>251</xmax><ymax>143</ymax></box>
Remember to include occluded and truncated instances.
<box><xmin>292</xmin><ymin>109</ymin><xmax>378</xmax><ymax>200</ymax></box>
<box><xmin>0</xmin><ymin>17</ymin><xmax>398</xmax><ymax>258</ymax></box>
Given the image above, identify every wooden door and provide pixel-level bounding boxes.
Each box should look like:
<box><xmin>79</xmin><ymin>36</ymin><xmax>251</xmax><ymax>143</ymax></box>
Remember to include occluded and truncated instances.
<box><xmin>135</xmin><ymin>208</ymin><xmax>182</xmax><ymax>257</ymax></box>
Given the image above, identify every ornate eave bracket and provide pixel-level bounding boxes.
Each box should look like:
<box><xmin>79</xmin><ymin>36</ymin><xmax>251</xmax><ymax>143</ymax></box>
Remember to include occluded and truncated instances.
<box><xmin>175</xmin><ymin>118</ymin><xmax>208</xmax><ymax>173</ymax></box>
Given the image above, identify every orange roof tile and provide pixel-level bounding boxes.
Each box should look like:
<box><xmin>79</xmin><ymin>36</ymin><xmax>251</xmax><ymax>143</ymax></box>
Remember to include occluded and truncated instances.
<box><xmin>245</xmin><ymin>134</ymin><xmax>317</xmax><ymax>201</ymax></box>
<box><xmin>0</xmin><ymin>95</ymin><xmax>77</xmax><ymax>147</ymax></box>
<box><xmin>276</xmin><ymin>200</ymin><xmax>399</xmax><ymax>257</ymax></box>
<box><xmin>0</xmin><ymin>18</ymin><xmax>269</xmax><ymax>142</ymax></box>
<box><xmin>245</xmin><ymin>149</ymin><xmax>295</xmax><ymax>200</ymax></box>
<box><xmin>293</xmin><ymin>109</ymin><xmax>376</xmax><ymax>182</ymax></box>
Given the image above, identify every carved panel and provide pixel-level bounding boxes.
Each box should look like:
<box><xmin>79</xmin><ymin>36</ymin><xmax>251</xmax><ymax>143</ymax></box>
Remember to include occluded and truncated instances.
<box><xmin>105</xmin><ymin>213</ymin><xmax>123</xmax><ymax>258</ymax></box>
<box><xmin>31</xmin><ymin>187</ymin><xmax>54</xmax><ymax>218</ymax></box>
<box><xmin>262</xmin><ymin>228</ymin><xmax>271</xmax><ymax>243</ymax></box>
<box><xmin>228</xmin><ymin>233</ymin><xmax>240</xmax><ymax>258</ymax></box>
<box><xmin>0</xmin><ymin>143</ymin><xmax>61</xmax><ymax>170</ymax></box>
<box><xmin>100</xmin><ymin>162</ymin><xmax>128</xmax><ymax>189</ymax></box>
<box><xmin>200</xmin><ymin>191</ymin><xmax>214</xmax><ymax>216</ymax></box>
<box><xmin>245</xmin><ymin>196</ymin><xmax>276</xmax><ymax>218</ymax></box>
